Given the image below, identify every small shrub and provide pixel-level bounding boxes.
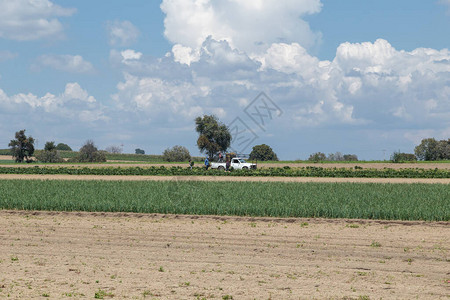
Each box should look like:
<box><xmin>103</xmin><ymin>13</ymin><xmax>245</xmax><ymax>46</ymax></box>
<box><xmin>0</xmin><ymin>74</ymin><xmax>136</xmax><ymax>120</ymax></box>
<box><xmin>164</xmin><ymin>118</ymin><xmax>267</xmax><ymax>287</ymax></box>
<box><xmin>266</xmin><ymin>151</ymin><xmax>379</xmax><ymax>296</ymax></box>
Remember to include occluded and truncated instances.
<box><xmin>163</xmin><ymin>145</ymin><xmax>191</xmax><ymax>162</ymax></box>
<box><xmin>391</xmin><ymin>151</ymin><xmax>417</xmax><ymax>163</ymax></box>
<box><xmin>35</xmin><ymin>150</ymin><xmax>64</xmax><ymax>163</ymax></box>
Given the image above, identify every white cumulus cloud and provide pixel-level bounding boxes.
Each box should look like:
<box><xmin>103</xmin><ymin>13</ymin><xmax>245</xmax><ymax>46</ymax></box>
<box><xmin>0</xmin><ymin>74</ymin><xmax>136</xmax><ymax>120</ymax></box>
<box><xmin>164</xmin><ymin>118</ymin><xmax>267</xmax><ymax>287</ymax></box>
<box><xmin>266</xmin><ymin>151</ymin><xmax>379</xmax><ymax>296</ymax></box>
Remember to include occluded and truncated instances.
<box><xmin>161</xmin><ymin>0</ymin><xmax>323</xmax><ymax>54</ymax></box>
<box><xmin>111</xmin><ymin>36</ymin><xmax>450</xmax><ymax>138</ymax></box>
<box><xmin>112</xmin><ymin>73</ymin><xmax>210</xmax><ymax>121</ymax></box>
<box><xmin>121</xmin><ymin>49</ymin><xmax>142</xmax><ymax>62</ymax></box>
<box><xmin>0</xmin><ymin>0</ymin><xmax>76</xmax><ymax>41</ymax></box>
<box><xmin>0</xmin><ymin>83</ymin><xmax>105</xmax><ymax>122</ymax></box>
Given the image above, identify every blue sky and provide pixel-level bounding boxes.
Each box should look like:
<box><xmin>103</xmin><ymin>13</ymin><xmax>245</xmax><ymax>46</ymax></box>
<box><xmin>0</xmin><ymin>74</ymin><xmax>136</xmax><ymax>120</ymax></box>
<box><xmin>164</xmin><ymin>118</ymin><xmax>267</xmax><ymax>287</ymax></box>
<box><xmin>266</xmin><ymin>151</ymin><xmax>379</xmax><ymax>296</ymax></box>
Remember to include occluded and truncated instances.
<box><xmin>0</xmin><ymin>0</ymin><xmax>449</xmax><ymax>160</ymax></box>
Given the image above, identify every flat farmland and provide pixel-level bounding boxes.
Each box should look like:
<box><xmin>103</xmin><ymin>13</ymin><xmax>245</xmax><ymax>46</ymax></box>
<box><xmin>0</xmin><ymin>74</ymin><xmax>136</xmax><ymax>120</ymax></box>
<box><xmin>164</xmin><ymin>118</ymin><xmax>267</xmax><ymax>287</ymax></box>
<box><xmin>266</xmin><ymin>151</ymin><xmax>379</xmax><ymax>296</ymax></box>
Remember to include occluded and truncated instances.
<box><xmin>0</xmin><ymin>211</ymin><xmax>448</xmax><ymax>299</ymax></box>
<box><xmin>0</xmin><ymin>161</ymin><xmax>448</xmax><ymax>299</ymax></box>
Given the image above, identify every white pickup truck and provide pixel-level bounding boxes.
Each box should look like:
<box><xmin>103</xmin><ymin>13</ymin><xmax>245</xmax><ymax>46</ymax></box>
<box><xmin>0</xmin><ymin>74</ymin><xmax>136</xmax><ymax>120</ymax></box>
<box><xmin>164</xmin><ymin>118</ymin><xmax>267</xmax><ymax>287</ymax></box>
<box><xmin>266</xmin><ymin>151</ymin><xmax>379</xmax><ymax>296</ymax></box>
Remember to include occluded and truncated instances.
<box><xmin>210</xmin><ymin>157</ymin><xmax>257</xmax><ymax>170</ymax></box>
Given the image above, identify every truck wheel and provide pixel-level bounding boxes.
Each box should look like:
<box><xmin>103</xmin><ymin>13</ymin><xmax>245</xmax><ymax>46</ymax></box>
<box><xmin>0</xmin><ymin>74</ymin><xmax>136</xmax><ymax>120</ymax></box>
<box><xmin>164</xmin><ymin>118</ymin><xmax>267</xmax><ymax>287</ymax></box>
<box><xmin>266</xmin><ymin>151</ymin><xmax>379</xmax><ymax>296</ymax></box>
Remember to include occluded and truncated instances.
<box><xmin>243</xmin><ymin>166</ymin><xmax>249</xmax><ymax>170</ymax></box>
<box><xmin>218</xmin><ymin>166</ymin><xmax>225</xmax><ymax>171</ymax></box>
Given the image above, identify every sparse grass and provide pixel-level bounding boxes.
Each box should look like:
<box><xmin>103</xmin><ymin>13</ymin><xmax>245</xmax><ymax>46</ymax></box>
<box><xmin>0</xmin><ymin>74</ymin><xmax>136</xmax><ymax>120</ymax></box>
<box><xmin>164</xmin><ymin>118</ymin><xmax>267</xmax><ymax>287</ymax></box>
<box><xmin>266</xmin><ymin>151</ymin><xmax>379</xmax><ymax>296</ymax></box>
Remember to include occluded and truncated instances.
<box><xmin>0</xmin><ymin>180</ymin><xmax>448</xmax><ymax>221</ymax></box>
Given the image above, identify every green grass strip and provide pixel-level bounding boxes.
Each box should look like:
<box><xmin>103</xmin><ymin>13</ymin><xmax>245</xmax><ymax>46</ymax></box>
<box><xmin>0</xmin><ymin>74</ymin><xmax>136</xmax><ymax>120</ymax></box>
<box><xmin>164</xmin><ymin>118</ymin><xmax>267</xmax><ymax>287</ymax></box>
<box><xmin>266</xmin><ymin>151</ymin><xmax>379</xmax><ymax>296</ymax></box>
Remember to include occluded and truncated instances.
<box><xmin>0</xmin><ymin>180</ymin><xmax>448</xmax><ymax>221</ymax></box>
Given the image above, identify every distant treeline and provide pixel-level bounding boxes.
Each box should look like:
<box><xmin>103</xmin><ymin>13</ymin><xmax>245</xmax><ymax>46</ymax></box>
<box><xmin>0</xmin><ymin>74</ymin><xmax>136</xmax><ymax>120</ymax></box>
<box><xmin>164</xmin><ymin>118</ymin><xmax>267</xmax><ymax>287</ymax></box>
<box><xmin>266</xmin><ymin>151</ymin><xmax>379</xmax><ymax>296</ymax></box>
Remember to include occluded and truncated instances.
<box><xmin>0</xmin><ymin>149</ymin><xmax>204</xmax><ymax>163</ymax></box>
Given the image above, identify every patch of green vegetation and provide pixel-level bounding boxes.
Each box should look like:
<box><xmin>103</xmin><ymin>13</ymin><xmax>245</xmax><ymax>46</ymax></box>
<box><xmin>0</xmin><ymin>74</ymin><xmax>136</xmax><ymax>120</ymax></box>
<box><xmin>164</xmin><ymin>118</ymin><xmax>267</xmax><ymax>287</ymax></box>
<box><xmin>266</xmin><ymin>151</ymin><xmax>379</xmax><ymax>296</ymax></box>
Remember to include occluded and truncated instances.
<box><xmin>0</xmin><ymin>164</ymin><xmax>449</xmax><ymax>178</ymax></box>
<box><xmin>94</xmin><ymin>289</ymin><xmax>113</xmax><ymax>299</ymax></box>
<box><xmin>370</xmin><ymin>241</ymin><xmax>382</xmax><ymax>248</ymax></box>
<box><xmin>0</xmin><ymin>180</ymin><xmax>448</xmax><ymax>221</ymax></box>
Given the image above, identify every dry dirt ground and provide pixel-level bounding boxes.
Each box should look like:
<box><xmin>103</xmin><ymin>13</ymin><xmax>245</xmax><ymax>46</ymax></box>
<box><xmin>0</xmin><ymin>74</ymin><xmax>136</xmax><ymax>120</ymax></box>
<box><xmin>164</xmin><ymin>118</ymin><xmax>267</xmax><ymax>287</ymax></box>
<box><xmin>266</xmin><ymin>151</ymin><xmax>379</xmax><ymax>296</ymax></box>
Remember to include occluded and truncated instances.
<box><xmin>0</xmin><ymin>174</ymin><xmax>449</xmax><ymax>184</ymax></box>
<box><xmin>0</xmin><ymin>211</ymin><xmax>448</xmax><ymax>299</ymax></box>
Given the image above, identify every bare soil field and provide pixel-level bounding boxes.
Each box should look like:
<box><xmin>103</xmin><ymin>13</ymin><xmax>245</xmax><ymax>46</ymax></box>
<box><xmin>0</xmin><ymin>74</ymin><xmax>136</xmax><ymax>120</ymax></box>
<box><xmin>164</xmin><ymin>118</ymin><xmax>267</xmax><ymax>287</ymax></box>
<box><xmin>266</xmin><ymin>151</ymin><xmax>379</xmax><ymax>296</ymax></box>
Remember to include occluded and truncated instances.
<box><xmin>0</xmin><ymin>173</ymin><xmax>449</xmax><ymax>184</ymax></box>
<box><xmin>0</xmin><ymin>211</ymin><xmax>448</xmax><ymax>299</ymax></box>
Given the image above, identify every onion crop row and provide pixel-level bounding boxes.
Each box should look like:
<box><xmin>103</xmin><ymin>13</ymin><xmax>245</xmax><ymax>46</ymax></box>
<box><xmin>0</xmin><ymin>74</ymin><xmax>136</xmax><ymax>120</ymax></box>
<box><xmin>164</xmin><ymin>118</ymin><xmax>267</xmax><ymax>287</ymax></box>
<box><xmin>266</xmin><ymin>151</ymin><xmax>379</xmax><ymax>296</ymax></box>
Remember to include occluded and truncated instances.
<box><xmin>0</xmin><ymin>180</ymin><xmax>448</xmax><ymax>221</ymax></box>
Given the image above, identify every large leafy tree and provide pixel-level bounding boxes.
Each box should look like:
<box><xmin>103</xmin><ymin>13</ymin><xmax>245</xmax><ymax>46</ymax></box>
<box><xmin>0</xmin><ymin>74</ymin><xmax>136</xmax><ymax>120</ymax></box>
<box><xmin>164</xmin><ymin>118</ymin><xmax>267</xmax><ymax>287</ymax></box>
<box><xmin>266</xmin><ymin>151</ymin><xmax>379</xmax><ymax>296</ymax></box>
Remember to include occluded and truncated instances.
<box><xmin>9</xmin><ymin>130</ymin><xmax>35</xmax><ymax>163</ymax></box>
<box><xmin>308</xmin><ymin>152</ymin><xmax>326</xmax><ymax>162</ymax></box>
<box><xmin>195</xmin><ymin>115</ymin><xmax>231</xmax><ymax>159</ymax></box>
<box><xmin>44</xmin><ymin>141</ymin><xmax>56</xmax><ymax>151</ymax></box>
<box><xmin>55</xmin><ymin>143</ymin><xmax>72</xmax><ymax>151</ymax></box>
<box><xmin>414</xmin><ymin>138</ymin><xmax>449</xmax><ymax>161</ymax></box>
<box><xmin>249</xmin><ymin>144</ymin><xmax>278</xmax><ymax>161</ymax></box>
<box><xmin>70</xmin><ymin>140</ymin><xmax>106</xmax><ymax>162</ymax></box>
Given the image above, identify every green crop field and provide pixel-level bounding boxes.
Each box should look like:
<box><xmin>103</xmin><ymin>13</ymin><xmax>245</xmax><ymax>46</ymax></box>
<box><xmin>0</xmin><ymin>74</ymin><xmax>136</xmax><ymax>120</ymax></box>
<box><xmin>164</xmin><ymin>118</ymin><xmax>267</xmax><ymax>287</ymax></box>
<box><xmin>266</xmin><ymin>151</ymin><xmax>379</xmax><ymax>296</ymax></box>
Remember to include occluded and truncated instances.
<box><xmin>0</xmin><ymin>180</ymin><xmax>448</xmax><ymax>221</ymax></box>
<box><xmin>0</xmin><ymin>165</ymin><xmax>449</xmax><ymax>178</ymax></box>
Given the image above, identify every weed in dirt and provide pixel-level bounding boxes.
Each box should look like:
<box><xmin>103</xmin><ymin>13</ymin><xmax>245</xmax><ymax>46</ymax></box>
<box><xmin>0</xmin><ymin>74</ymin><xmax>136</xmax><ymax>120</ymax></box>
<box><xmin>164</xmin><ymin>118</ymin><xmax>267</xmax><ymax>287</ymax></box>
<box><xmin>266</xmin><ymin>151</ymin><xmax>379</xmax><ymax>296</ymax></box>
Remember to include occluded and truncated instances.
<box><xmin>94</xmin><ymin>289</ymin><xmax>113</xmax><ymax>299</ymax></box>
<box><xmin>286</xmin><ymin>273</ymin><xmax>297</xmax><ymax>280</ymax></box>
<box><xmin>194</xmin><ymin>292</ymin><xmax>207</xmax><ymax>300</ymax></box>
<box><xmin>142</xmin><ymin>290</ymin><xmax>153</xmax><ymax>298</ymax></box>
<box><xmin>370</xmin><ymin>241</ymin><xmax>381</xmax><ymax>248</ymax></box>
<box><xmin>222</xmin><ymin>295</ymin><xmax>233</xmax><ymax>300</ymax></box>
<box><xmin>10</xmin><ymin>256</ymin><xmax>18</xmax><ymax>262</ymax></box>
<box><xmin>347</xmin><ymin>224</ymin><xmax>360</xmax><ymax>228</ymax></box>
<box><xmin>159</xmin><ymin>266</ymin><xmax>165</xmax><ymax>272</ymax></box>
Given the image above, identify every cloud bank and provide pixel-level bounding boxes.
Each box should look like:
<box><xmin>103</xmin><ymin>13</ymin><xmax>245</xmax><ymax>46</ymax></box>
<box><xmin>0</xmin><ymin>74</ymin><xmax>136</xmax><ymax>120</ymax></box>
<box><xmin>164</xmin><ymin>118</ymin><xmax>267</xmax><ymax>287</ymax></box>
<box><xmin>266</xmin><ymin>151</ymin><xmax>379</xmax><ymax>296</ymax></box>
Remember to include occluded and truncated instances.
<box><xmin>0</xmin><ymin>0</ymin><xmax>448</xmax><ymax>158</ymax></box>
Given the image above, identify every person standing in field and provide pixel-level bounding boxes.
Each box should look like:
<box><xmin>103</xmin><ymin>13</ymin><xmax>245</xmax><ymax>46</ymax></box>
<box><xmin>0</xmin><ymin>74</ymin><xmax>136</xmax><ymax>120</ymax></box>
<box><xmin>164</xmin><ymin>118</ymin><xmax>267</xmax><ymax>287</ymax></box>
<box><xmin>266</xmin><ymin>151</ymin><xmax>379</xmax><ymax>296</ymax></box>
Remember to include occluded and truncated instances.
<box><xmin>218</xmin><ymin>152</ymin><xmax>223</xmax><ymax>162</ymax></box>
<box><xmin>204</xmin><ymin>157</ymin><xmax>210</xmax><ymax>170</ymax></box>
<box><xmin>189</xmin><ymin>159</ymin><xmax>194</xmax><ymax>170</ymax></box>
<box><xmin>226</xmin><ymin>159</ymin><xmax>231</xmax><ymax>172</ymax></box>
